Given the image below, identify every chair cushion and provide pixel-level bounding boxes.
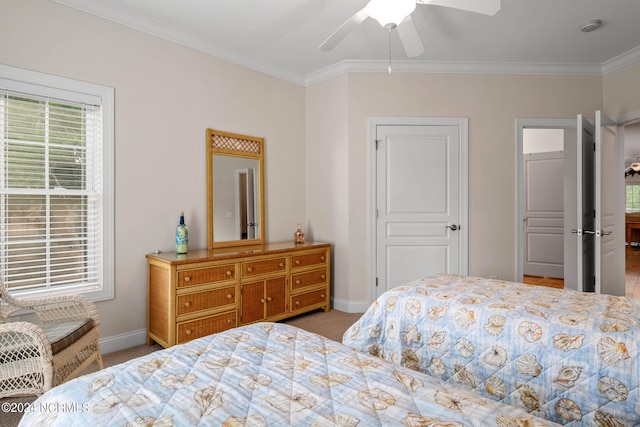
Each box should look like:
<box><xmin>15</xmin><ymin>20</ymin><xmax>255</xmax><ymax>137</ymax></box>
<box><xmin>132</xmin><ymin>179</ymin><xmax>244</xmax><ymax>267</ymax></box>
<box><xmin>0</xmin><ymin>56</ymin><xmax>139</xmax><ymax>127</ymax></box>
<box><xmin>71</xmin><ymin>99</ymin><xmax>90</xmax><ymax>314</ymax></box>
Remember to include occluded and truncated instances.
<box><xmin>41</xmin><ymin>319</ymin><xmax>93</xmax><ymax>355</ymax></box>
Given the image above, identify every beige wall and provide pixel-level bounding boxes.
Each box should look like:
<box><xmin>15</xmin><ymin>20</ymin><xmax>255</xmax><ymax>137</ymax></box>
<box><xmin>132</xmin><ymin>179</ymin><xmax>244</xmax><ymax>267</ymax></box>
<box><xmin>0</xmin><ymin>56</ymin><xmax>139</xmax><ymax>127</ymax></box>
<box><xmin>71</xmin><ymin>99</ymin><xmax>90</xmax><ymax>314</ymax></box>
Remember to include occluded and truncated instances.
<box><xmin>305</xmin><ymin>76</ymin><xmax>351</xmax><ymax>306</ymax></box>
<box><xmin>0</xmin><ymin>0</ymin><xmax>306</xmax><ymax>345</ymax></box>
<box><xmin>306</xmin><ymin>72</ymin><xmax>604</xmax><ymax>306</ymax></box>
<box><xmin>604</xmin><ymin>62</ymin><xmax>640</xmax><ymax>119</ymax></box>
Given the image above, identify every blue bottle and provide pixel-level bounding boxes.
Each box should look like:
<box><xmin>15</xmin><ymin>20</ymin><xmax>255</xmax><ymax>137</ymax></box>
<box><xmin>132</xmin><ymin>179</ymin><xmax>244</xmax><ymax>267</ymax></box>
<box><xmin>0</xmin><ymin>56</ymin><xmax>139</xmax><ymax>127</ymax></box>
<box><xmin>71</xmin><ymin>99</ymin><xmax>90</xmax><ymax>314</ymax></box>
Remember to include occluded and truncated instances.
<box><xmin>176</xmin><ymin>211</ymin><xmax>189</xmax><ymax>254</ymax></box>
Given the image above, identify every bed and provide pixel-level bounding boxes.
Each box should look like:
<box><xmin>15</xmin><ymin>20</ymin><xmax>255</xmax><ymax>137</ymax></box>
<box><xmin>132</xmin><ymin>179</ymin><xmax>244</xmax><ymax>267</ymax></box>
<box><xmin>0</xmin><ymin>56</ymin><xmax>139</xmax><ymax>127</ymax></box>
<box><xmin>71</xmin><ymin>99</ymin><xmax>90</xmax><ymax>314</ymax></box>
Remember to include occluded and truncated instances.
<box><xmin>342</xmin><ymin>274</ymin><xmax>640</xmax><ymax>426</ymax></box>
<box><xmin>18</xmin><ymin>322</ymin><xmax>557</xmax><ymax>426</ymax></box>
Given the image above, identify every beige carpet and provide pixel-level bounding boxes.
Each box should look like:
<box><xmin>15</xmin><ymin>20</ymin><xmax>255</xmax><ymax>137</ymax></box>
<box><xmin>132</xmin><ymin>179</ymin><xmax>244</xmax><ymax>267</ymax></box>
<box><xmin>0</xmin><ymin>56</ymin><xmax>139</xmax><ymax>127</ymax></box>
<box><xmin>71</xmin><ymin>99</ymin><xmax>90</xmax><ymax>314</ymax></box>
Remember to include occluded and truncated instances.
<box><xmin>1</xmin><ymin>309</ymin><xmax>362</xmax><ymax>427</ymax></box>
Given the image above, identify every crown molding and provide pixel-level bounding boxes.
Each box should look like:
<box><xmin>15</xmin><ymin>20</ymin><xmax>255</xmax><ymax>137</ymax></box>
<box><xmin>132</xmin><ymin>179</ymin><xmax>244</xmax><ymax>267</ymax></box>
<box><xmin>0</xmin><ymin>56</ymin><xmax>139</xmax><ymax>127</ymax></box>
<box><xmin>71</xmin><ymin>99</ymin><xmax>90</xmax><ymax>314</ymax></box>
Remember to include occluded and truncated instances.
<box><xmin>304</xmin><ymin>60</ymin><xmax>605</xmax><ymax>86</ymax></box>
<box><xmin>602</xmin><ymin>45</ymin><xmax>640</xmax><ymax>75</ymax></box>
<box><xmin>51</xmin><ymin>0</ymin><xmax>640</xmax><ymax>88</ymax></box>
<box><xmin>50</xmin><ymin>0</ymin><xmax>307</xmax><ymax>86</ymax></box>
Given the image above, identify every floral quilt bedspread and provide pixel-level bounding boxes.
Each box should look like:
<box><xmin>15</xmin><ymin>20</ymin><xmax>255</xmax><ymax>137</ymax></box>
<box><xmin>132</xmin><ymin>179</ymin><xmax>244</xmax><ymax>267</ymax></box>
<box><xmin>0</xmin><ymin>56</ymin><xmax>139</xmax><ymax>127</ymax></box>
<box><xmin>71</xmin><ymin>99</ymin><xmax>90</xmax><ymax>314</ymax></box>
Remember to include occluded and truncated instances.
<box><xmin>342</xmin><ymin>274</ymin><xmax>640</xmax><ymax>425</ymax></box>
<box><xmin>18</xmin><ymin>322</ymin><xmax>557</xmax><ymax>427</ymax></box>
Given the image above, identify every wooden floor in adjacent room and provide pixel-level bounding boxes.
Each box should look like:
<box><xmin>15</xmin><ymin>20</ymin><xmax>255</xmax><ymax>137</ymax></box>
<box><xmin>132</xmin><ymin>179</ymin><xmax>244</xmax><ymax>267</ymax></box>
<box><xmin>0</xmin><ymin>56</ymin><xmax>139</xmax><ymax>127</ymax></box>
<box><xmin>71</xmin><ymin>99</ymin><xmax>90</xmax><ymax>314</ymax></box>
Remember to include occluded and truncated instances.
<box><xmin>523</xmin><ymin>275</ymin><xmax>564</xmax><ymax>289</ymax></box>
<box><xmin>625</xmin><ymin>245</ymin><xmax>640</xmax><ymax>299</ymax></box>
<box><xmin>523</xmin><ymin>246</ymin><xmax>640</xmax><ymax>300</ymax></box>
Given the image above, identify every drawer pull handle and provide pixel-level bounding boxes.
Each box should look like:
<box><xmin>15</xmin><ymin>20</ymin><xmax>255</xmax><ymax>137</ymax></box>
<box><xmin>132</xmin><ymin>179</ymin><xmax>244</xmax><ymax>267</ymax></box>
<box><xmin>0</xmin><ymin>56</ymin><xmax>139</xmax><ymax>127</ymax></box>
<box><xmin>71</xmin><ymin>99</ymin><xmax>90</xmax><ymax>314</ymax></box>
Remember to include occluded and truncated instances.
<box><xmin>226</xmin><ymin>270</ymin><xmax>232</xmax><ymax>276</ymax></box>
<box><xmin>279</xmin><ymin>262</ymin><xmax>284</xmax><ymax>267</ymax></box>
<box><xmin>295</xmin><ymin>301</ymin><xmax>300</xmax><ymax>305</ymax></box>
<box><xmin>184</xmin><ymin>301</ymin><xmax>191</xmax><ymax>307</ymax></box>
<box><xmin>185</xmin><ymin>329</ymin><xmax>192</xmax><ymax>335</ymax></box>
<box><xmin>184</xmin><ymin>276</ymin><xmax>191</xmax><ymax>282</ymax></box>
<box><xmin>260</xmin><ymin>298</ymin><xmax>266</xmax><ymax>304</ymax></box>
<box><xmin>267</xmin><ymin>296</ymin><xmax>272</xmax><ymax>302</ymax></box>
<box><xmin>247</xmin><ymin>267</ymin><xmax>253</xmax><ymax>272</ymax></box>
<box><xmin>227</xmin><ymin>319</ymin><xmax>233</xmax><ymax>324</ymax></box>
<box><xmin>321</xmin><ymin>275</ymin><xmax>326</xmax><ymax>280</ymax></box>
<box><xmin>295</xmin><ymin>260</ymin><xmax>301</xmax><ymax>265</ymax></box>
<box><xmin>226</xmin><ymin>293</ymin><xmax>233</xmax><ymax>299</ymax></box>
<box><xmin>321</xmin><ymin>294</ymin><xmax>325</xmax><ymax>299</ymax></box>
<box><xmin>295</xmin><ymin>280</ymin><xmax>301</xmax><ymax>285</ymax></box>
<box><xmin>321</xmin><ymin>256</ymin><xmax>325</xmax><ymax>261</ymax></box>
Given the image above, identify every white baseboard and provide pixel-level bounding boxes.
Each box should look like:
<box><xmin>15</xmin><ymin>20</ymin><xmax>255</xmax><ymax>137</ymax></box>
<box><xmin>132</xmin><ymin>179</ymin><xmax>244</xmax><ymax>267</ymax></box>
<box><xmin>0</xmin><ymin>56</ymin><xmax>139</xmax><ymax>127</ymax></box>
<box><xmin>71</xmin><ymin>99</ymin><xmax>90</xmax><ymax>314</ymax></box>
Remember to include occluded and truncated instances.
<box><xmin>332</xmin><ymin>297</ymin><xmax>370</xmax><ymax>314</ymax></box>
<box><xmin>99</xmin><ymin>328</ymin><xmax>147</xmax><ymax>355</ymax></box>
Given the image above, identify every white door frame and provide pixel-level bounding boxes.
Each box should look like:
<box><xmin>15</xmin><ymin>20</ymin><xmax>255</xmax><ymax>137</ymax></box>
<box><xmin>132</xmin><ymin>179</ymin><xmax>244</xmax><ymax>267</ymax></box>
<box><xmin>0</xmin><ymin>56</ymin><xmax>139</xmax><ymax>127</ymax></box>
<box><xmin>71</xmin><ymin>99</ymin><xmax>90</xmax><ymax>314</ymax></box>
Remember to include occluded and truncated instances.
<box><xmin>368</xmin><ymin>117</ymin><xmax>469</xmax><ymax>305</ymax></box>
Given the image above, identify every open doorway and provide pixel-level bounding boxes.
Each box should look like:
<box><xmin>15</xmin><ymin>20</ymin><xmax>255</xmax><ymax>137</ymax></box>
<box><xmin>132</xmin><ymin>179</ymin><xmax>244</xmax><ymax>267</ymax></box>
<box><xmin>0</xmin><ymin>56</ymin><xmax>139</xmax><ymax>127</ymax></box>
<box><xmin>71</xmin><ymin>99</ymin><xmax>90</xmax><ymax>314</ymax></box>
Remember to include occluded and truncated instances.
<box><xmin>518</xmin><ymin>117</ymin><xmax>640</xmax><ymax>296</ymax></box>
<box><xmin>522</xmin><ymin>129</ymin><xmax>566</xmax><ymax>288</ymax></box>
<box><xmin>623</xmin><ymin>121</ymin><xmax>640</xmax><ymax>298</ymax></box>
<box><xmin>516</xmin><ymin>119</ymin><xmax>577</xmax><ymax>290</ymax></box>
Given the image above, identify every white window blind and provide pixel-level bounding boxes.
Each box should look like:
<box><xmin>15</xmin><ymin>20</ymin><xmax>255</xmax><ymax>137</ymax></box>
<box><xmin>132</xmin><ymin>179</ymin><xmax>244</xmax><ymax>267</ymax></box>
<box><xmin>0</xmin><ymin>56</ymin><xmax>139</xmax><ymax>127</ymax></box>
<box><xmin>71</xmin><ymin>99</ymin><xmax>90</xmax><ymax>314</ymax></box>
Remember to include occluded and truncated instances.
<box><xmin>0</xmin><ymin>65</ymin><xmax>113</xmax><ymax>300</ymax></box>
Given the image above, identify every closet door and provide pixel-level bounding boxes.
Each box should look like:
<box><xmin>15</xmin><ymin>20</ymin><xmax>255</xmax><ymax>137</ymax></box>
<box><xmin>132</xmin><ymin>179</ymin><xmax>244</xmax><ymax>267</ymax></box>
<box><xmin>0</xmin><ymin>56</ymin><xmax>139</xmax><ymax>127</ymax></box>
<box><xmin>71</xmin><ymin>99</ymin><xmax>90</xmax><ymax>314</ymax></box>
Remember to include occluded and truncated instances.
<box><xmin>374</xmin><ymin>121</ymin><xmax>466</xmax><ymax>299</ymax></box>
<box><xmin>523</xmin><ymin>151</ymin><xmax>564</xmax><ymax>279</ymax></box>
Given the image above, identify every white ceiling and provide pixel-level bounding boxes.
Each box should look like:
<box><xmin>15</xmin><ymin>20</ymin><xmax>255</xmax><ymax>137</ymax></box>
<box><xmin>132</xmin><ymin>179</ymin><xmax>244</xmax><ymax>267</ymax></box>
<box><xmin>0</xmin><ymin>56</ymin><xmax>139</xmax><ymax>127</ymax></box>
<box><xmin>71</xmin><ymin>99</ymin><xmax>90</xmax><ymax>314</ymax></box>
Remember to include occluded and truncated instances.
<box><xmin>51</xmin><ymin>0</ymin><xmax>640</xmax><ymax>86</ymax></box>
<box><xmin>625</xmin><ymin>123</ymin><xmax>640</xmax><ymax>168</ymax></box>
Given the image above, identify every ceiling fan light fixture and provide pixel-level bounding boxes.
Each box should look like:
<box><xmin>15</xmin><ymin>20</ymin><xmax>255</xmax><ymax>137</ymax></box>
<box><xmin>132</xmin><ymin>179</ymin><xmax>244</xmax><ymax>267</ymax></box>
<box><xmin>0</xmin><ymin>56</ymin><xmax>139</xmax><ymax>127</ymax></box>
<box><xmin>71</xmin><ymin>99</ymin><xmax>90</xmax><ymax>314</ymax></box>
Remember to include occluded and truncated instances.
<box><xmin>632</xmin><ymin>162</ymin><xmax>640</xmax><ymax>171</ymax></box>
<box><xmin>366</xmin><ymin>0</ymin><xmax>416</xmax><ymax>28</ymax></box>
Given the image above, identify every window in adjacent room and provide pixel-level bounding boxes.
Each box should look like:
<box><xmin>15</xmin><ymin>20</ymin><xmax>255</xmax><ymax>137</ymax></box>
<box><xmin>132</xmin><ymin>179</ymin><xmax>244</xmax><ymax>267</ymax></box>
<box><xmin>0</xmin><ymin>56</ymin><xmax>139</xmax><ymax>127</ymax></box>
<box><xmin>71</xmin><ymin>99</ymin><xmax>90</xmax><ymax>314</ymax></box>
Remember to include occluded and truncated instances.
<box><xmin>0</xmin><ymin>65</ymin><xmax>114</xmax><ymax>301</ymax></box>
<box><xmin>626</xmin><ymin>183</ymin><xmax>640</xmax><ymax>213</ymax></box>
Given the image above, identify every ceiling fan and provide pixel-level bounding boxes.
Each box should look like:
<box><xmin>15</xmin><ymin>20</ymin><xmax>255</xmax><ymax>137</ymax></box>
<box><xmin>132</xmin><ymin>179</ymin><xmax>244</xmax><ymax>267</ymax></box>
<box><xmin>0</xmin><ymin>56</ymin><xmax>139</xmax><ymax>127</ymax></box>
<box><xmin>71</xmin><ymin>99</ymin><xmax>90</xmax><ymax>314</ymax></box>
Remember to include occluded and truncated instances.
<box><xmin>626</xmin><ymin>162</ymin><xmax>640</xmax><ymax>177</ymax></box>
<box><xmin>319</xmin><ymin>0</ymin><xmax>501</xmax><ymax>58</ymax></box>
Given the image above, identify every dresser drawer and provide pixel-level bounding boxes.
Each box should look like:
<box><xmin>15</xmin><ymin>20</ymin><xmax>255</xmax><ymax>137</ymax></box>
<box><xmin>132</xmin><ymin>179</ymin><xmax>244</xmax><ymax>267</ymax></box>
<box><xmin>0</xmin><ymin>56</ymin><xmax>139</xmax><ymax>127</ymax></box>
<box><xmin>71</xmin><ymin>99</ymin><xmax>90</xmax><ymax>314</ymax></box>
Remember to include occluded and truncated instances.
<box><xmin>176</xmin><ymin>286</ymin><xmax>236</xmax><ymax>316</ymax></box>
<box><xmin>241</xmin><ymin>257</ymin><xmax>287</xmax><ymax>278</ymax></box>
<box><xmin>177</xmin><ymin>265</ymin><xmax>235</xmax><ymax>288</ymax></box>
<box><xmin>291</xmin><ymin>252</ymin><xmax>327</xmax><ymax>270</ymax></box>
<box><xmin>291</xmin><ymin>289</ymin><xmax>327</xmax><ymax>312</ymax></box>
<box><xmin>176</xmin><ymin>311</ymin><xmax>237</xmax><ymax>344</ymax></box>
<box><xmin>291</xmin><ymin>268</ymin><xmax>327</xmax><ymax>292</ymax></box>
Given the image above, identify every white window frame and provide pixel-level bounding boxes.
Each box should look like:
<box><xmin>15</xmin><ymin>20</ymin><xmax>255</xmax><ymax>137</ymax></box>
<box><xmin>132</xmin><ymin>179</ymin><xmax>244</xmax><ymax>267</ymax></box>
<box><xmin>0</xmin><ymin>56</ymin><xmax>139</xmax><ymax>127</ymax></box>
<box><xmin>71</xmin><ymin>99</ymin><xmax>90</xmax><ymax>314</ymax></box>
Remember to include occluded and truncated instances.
<box><xmin>0</xmin><ymin>64</ymin><xmax>114</xmax><ymax>302</ymax></box>
<box><xmin>626</xmin><ymin>181</ymin><xmax>640</xmax><ymax>213</ymax></box>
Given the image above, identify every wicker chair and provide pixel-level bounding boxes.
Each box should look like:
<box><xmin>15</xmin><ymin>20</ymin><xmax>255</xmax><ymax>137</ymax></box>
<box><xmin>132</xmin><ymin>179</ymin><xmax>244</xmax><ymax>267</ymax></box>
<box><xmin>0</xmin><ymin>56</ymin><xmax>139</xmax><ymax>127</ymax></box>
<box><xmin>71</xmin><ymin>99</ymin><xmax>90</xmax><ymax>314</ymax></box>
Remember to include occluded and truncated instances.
<box><xmin>0</xmin><ymin>278</ymin><xmax>103</xmax><ymax>398</ymax></box>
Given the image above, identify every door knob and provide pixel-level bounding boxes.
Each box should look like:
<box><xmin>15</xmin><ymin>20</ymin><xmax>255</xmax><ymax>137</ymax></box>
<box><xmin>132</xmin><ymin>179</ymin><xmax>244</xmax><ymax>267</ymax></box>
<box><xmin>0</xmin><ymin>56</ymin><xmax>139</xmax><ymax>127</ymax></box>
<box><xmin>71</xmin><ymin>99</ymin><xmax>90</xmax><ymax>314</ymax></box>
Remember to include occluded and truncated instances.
<box><xmin>446</xmin><ymin>224</ymin><xmax>459</xmax><ymax>231</ymax></box>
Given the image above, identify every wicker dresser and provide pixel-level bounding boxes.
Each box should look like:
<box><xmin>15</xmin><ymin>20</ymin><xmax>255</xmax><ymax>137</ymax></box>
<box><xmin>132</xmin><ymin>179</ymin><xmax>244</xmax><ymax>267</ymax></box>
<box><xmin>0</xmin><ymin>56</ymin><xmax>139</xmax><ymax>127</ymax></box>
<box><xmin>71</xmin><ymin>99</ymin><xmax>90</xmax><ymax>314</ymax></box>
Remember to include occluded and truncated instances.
<box><xmin>146</xmin><ymin>241</ymin><xmax>331</xmax><ymax>348</ymax></box>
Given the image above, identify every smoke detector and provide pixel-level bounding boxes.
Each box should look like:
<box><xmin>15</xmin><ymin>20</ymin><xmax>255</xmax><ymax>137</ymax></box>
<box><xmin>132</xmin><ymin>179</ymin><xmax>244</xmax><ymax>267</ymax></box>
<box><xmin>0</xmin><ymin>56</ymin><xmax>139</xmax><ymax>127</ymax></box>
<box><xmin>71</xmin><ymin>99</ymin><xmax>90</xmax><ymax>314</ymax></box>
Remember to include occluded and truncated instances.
<box><xmin>581</xmin><ymin>19</ymin><xmax>602</xmax><ymax>33</ymax></box>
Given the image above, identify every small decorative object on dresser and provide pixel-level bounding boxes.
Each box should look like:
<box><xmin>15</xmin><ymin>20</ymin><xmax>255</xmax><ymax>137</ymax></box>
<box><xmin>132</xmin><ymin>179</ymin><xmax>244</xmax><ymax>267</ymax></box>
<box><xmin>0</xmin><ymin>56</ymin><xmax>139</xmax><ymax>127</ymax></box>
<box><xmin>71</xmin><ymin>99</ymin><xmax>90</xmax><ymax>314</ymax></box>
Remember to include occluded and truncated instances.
<box><xmin>294</xmin><ymin>223</ymin><xmax>305</xmax><ymax>244</ymax></box>
<box><xmin>146</xmin><ymin>241</ymin><xmax>331</xmax><ymax>348</ymax></box>
<box><xmin>175</xmin><ymin>211</ymin><xmax>188</xmax><ymax>254</ymax></box>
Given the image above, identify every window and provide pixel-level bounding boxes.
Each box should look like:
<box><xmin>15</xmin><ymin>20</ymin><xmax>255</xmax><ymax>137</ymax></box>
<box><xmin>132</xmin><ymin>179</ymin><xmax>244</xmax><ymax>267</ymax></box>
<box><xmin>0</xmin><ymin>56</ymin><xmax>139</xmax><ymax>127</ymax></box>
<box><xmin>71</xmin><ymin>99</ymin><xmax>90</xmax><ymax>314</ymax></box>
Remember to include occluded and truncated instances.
<box><xmin>0</xmin><ymin>65</ymin><xmax>114</xmax><ymax>301</ymax></box>
<box><xmin>627</xmin><ymin>183</ymin><xmax>640</xmax><ymax>213</ymax></box>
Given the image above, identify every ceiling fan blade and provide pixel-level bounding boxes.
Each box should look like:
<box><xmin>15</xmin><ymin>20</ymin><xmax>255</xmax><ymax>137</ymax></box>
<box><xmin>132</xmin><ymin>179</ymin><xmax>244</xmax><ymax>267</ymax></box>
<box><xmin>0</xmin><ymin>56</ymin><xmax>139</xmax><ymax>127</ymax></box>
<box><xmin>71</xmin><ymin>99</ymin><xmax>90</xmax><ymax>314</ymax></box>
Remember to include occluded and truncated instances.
<box><xmin>397</xmin><ymin>15</ymin><xmax>425</xmax><ymax>57</ymax></box>
<box><xmin>416</xmin><ymin>0</ymin><xmax>501</xmax><ymax>16</ymax></box>
<box><xmin>319</xmin><ymin>8</ymin><xmax>369</xmax><ymax>51</ymax></box>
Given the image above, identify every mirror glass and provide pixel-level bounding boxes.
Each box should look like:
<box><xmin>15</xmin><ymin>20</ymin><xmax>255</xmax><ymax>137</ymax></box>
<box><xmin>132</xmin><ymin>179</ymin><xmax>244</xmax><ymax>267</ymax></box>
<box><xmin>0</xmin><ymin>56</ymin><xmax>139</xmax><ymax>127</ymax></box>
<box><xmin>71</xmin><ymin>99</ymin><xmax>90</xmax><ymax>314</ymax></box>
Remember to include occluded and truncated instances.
<box><xmin>212</xmin><ymin>155</ymin><xmax>260</xmax><ymax>241</ymax></box>
<box><xmin>207</xmin><ymin>129</ymin><xmax>265</xmax><ymax>249</ymax></box>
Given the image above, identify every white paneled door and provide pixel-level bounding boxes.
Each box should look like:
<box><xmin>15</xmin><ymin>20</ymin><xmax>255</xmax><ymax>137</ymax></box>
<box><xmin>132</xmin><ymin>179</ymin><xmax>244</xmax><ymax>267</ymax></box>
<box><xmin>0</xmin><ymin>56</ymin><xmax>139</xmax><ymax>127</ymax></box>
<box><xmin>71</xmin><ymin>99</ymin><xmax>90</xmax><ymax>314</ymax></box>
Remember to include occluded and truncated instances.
<box><xmin>373</xmin><ymin>120</ymin><xmax>468</xmax><ymax>299</ymax></box>
<box><xmin>575</xmin><ymin>111</ymin><xmax>623</xmax><ymax>295</ymax></box>
<box><xmin>595</xmin><ymin>111</ymin><xmax>623</xmax><ymax>296</ymax></box>
<box><xmin>576</xmin><ymin>115</ymin><xmax>595</xmax><ymax>291</ymax></box>
<box><xmin>523</xmin><ymin>151</ymin><xmax>565</xmax><ymax>278</ymax></box>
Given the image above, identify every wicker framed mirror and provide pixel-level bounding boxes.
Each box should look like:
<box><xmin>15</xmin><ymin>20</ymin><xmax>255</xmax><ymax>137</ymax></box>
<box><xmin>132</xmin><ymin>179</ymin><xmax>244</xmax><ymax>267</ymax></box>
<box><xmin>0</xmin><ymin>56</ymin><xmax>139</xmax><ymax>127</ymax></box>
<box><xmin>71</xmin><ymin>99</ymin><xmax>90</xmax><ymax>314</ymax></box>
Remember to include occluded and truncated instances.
<box><xmin>207</xmin><ymin>129</ymin><xmax>265</xmax><ymax>249</ymax></box>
